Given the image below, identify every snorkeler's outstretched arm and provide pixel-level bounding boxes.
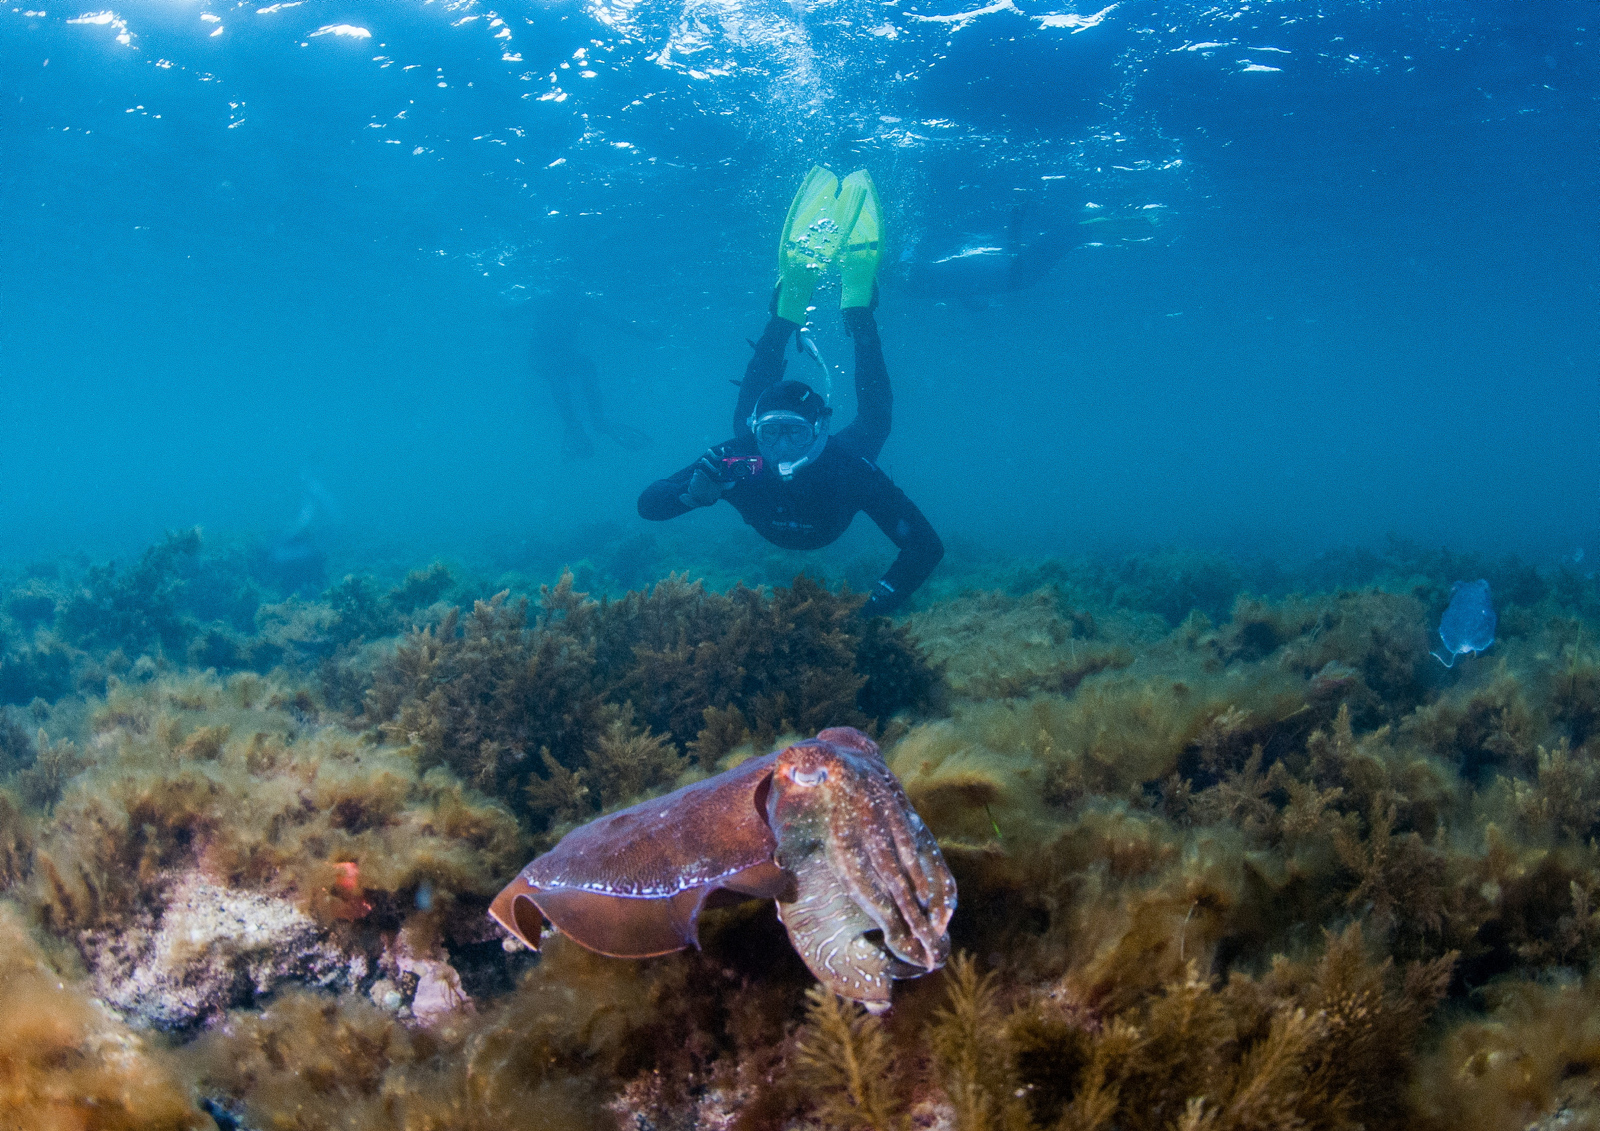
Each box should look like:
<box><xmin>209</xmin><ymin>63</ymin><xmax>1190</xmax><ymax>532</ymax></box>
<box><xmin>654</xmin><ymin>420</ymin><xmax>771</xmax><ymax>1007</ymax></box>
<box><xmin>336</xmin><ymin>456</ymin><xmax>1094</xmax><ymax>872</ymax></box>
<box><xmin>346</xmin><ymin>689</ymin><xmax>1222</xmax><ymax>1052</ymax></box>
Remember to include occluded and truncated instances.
<box><xmin>638</xmin><ymin>442</ymin><xmax>742</xmax><ymax>519</ymax></box>
<box><xmin>643</xmin><ymin>303</ymin><xmax>803</xmax><ymax>519</ymax></box>
<box><xmin>833</xmin><ymin>305</ymin><xmax>890</xmax><ymax>461</ymax></box>
<box><xmin>858</xmin><ymin>463</ymin><xmax>942</xmax><ymax>614</ymax></box>
<box><xmin>733</xmin><ymin>312</ymin><xmax>800</xmax><ymax>438</ymax></box>
<box><xmin>639</xmin><ymin>461</ymin><xmax>705</xmax><ymax>520</ymax></box>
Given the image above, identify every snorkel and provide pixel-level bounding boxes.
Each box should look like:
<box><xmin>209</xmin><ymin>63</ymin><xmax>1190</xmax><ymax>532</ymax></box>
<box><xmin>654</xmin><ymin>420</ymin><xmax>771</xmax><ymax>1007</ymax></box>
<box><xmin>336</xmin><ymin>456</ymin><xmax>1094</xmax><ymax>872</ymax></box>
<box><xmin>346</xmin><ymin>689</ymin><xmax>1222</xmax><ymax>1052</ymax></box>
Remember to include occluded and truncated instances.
<box><xmin>797</xmin><ymin>325</ymin><xmax>833</xmax><ymax>403</ymax></box>
<box><xmin>746</xmin><ymin>328</ymin><xmax>835</xmax><ymax>481</ymax></box>
<box><xmin>775</xmin><ymin>327</ymin><xmax>832</xmax><ymax>479</ymax></box>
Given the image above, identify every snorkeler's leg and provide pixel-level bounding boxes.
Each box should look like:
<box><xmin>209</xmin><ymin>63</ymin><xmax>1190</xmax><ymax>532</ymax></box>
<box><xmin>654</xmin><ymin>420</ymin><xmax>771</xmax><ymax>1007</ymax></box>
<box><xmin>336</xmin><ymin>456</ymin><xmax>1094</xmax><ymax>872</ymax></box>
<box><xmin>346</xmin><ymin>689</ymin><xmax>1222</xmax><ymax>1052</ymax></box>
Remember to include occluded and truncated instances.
<box><xmin>575</xmin><ymin>354</ymin><xmax>605</xmax><ymax>426</ymax></box>
<box><xmin>841</xmin><ymin>303</ymin><xmax>891</xmax><ymax>460</ymax></box>
<box><xmin>539</xmin><ymin>344</ymin><xmax>594</xmax><ymax>461</ymax></box>
<box><xmin>576</xmin><ymin>358</ymin><xmax>653</xmax><ymax>450</ymax></box>
<box><xmin>732</xmin><ymin>312</ymin><xmax>798</xmax><ymax>438</ymax></box>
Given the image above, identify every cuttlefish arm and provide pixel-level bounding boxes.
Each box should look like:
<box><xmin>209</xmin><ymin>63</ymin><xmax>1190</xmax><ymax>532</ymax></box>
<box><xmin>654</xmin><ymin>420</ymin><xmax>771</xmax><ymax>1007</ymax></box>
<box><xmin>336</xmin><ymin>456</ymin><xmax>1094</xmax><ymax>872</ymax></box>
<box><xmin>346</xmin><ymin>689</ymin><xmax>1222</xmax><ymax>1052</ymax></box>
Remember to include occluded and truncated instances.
<box><xmin>768</xmin><ymin>728</ymin><xmax>957</xmax><ymax>1011</ymax></box>
<box><xmin>489</xmin><ymin>751</ymin><xmax>789</xmax><ymax>958</ymax></box>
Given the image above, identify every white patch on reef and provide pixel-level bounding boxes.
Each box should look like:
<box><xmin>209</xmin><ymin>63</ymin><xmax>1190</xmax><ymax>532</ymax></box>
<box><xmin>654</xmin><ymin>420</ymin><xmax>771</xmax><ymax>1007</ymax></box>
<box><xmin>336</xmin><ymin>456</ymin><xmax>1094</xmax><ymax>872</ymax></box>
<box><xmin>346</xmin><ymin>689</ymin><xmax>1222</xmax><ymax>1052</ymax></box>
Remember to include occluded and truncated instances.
<box><xmin>82</xmin><ymin>872</ymin><xmax>344</xmax><ymax>1029</ymax></box>
<box><xmin>390</xmin><ymin>934</ymin><xmax>471</xmax><ymax>1025</ymax></box>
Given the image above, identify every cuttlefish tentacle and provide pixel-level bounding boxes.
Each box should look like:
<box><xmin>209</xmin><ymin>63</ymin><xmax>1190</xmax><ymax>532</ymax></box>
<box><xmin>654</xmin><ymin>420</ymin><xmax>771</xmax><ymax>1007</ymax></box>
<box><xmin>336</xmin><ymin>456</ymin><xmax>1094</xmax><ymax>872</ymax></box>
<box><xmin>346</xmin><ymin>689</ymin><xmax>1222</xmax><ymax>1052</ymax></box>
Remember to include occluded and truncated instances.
<box><xmin>813</xmin><ymin>727</ymin><xmax>955</xmax><ymax>962</ymax></box>
<box><xmin>812</xmin><ymin>730</ymin><xmax>956</xmax><ymax>932</ymax></box>
<box><xmin>769</xmin><ymin>732</ymin><xmax>956</xmax><ymax>1006</ymax></box>
<box><xmin>775</xmin><ymin>833</ymin><xmax>896</xmax><ymax>1010</ymax></box>
<box><xmin>822</xmin><ymin>762</ymin><xmax>953</xmax><ymax>971</ymax></box>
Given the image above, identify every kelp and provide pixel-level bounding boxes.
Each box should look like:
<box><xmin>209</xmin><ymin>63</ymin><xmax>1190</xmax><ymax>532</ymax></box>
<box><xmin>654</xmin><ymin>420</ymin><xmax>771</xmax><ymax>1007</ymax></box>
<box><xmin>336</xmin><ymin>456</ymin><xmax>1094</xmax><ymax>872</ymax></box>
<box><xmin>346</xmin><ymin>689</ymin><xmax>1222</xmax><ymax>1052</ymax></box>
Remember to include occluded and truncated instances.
<box><xmin>920</xmin><ymin>547</ymin><xmax>1252</xmax><ymax>631</ymax></box>
<box><xmin>322</xmin><ymin>567</ymin><xmax>458</xmax><ymax>647</ymax></box>
<box><xmin>0</xmin><ymin>790</ymin><xmax>33</xmax><ymax>889</ymax></box>
<box><xmin>926</xmin><ymin>953</ymin><xmax>1021</xmax><ymax>1131</ymax></box>
<box><xmin>783</xmin><ymin>927</ymin><xmax>1451</xmax><ymax>1131</ymax></box>
<box><xmin>184</xmin><ymin>983</ymin><xmax>624</xmax><ymax>1131</ymax></box>
<box><xmin>363</xmin><ymin>572</ymin><xmax>941</xmax><ymax>832</ymax></box>
<box><xmin>56</xmin><ymin>528</ymin><xmax>204</xmax><ymax>655</ymax></box>
<box><xmin>794</xmin><ymin>984</ymin><xmax>907</xmax><ymax>1131</ymax></box>
<box><xmin>1406</xmin><ymin>666</ymin><xmax>1539</xmax><ymax>783</ymax></box>
<box><xmin>364</xmin><ymin>587</ymin><xmax>605</xmax><ymax>812</ymax></box>
<box><xmin>1</xmin><ymin>533</ymin><xmax>473</xmax><ymax>706</ymax></box>
<box><xmin>0</xmin><ymin>631</ymin><xmax>75</xmax><ymax>705</ymax></box>
<box><xmin>1549</xmin><ymin>645</ymin><xmax>1600</xmax><ymax>747</ymax></box>
<box><xmin>183</xmin><ymin>960</ymin><xmax>634</xmax><ymax>1131</ymax></box>
<box><xmin>591</xmin><ymin>571</ymin><xmax>937</xmax><ymax>755</ymax></box>
<box><xmin>1410</xmin><ymin>973</ymin><xmax>1600</xmax><ymax>1131</ymax></box>
<box><xmin>12</xmin><ymin>730</ymin><xmax>89</xmax><ymax>811</ymax></box>
<box><xmin>1107</xmin><ymin>550</ymin><xmax>1246</xmax><ymax>627</ymax></box>
<box><xmin>907</xmin><ymin>589</ymin><xmax>1135</xmax><ymax>702</ymax></box>
<box><xmin>0</xmin><ymin>706</ymin><xmax>32</xmax><ymax>775</ymax></box>
<box><xmin>0</xmin><ymin>533</ymin><xmax>1595</xmax><ymax>1129</ymax></box>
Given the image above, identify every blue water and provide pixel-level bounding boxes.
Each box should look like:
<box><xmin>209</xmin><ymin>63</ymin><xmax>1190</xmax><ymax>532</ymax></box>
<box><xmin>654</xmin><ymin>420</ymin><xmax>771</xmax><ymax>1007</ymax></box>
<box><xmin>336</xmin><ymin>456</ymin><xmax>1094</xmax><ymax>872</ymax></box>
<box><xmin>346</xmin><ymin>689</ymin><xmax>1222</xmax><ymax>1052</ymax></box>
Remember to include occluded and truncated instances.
<box><xmin>1</xmin><ymin>0</ymin><xmax>1594</xmax><ymax>570</ymax></box>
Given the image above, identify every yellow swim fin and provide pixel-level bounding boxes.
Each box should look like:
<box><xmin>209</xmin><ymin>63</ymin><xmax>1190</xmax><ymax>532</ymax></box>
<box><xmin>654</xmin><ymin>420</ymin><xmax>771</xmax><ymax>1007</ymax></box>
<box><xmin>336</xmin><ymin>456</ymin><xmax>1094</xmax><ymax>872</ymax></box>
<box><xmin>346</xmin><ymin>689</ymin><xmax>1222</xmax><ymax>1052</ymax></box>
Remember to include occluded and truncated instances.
<box><xmin>836</xmin><ymin>169</ymin><xmax>882</xmax><ymax>310</ymax></box>
<box><xmin>776</xmin><ymin>165</ymin><xmax>843</xmax><ymax>324</ymax></box>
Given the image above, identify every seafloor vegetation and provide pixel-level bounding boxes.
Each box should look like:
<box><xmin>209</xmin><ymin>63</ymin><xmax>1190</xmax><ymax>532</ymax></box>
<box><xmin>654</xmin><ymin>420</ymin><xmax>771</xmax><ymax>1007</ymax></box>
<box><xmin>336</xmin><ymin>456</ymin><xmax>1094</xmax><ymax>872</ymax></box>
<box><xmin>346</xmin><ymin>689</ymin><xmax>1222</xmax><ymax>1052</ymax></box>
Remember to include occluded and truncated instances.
<box><xmin>1</xmin><ymin>529</ymin><xmax>1598</xmax><ymax>1130</ymax></box>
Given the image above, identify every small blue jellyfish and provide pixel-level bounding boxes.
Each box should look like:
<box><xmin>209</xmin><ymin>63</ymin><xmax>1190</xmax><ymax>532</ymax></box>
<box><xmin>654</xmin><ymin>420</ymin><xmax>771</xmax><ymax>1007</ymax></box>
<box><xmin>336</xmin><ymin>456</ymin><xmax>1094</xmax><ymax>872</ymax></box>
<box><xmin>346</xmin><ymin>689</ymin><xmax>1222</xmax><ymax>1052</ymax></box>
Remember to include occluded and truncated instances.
<box><xmin>1431</xmin><ymin>579</ymin><xmax>1496</xmax><ymax>668</ymax></box>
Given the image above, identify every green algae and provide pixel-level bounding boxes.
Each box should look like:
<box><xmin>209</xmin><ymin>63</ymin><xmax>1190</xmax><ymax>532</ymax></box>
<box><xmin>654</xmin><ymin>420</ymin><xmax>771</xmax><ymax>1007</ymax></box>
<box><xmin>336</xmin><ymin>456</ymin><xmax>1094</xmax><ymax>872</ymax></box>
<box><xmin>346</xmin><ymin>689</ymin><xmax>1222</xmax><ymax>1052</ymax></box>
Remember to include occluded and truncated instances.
<box><xmin>0</xmin><ymin>534</ymin><xmax>1597</xmax><ymax>1129</ymax></box>
<box><xmin>0</xmin><ymin>899</ymin><xmax>210</xmax><ymax>1130</ymax></box>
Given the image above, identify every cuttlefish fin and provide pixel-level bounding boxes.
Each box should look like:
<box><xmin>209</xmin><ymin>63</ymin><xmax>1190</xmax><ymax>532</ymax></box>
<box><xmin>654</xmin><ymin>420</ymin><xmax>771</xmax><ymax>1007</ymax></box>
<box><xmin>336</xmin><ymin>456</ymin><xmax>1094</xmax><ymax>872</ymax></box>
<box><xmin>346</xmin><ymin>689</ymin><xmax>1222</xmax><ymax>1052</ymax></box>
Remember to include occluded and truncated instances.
<box><xmin>491</xmin><ymin>861</ymin><xmax>794</xmax><ymax>959</ymax></box>
<box><xmin>505</xmin><ymin>886</ymin><xmax>709</xmax><ymax>958</ymax></box>
<box><xmin>489</xmin><ymin>873</ymin><xmax>547</xmax><ymax>950</ymax></box>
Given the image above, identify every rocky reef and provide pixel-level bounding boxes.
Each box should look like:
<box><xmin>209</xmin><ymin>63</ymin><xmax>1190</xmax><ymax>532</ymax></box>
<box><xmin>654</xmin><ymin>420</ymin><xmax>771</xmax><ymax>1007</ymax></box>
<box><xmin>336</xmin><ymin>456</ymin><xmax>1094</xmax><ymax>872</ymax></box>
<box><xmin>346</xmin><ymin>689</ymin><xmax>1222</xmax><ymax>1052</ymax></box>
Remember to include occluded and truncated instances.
<box><xmin>1</xmin><ymin>531</ymin><xmax>1597</xmax><ymax>1129</ymax></box>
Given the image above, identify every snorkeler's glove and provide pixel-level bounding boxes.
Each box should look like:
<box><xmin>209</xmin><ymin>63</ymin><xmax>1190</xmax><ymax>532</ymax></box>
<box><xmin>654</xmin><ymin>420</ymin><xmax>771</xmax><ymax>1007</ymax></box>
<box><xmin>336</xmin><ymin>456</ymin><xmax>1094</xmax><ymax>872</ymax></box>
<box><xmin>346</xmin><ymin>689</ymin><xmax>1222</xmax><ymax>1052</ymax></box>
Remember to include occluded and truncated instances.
<box><xmin>680</xmin><ymin>468</ymin><xmax>723</xmax><ymax>509</ymax></box>
<box><xmin>862</xmin><ymin>579</ymin><xmax>899</xmax><ymax>616</ymax></box>
<box><xmin>680</xmin><ymin>451</ymin><xmax>745</xmax><ymax>508</ymax></box>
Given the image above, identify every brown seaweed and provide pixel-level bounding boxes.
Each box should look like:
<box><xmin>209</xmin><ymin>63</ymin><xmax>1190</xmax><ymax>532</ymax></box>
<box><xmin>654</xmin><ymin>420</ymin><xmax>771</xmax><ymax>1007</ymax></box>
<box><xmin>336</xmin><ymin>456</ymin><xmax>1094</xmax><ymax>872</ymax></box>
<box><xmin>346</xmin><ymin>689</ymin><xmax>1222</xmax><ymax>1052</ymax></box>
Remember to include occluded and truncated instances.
<box><xmin>0</xmin><ymin>533</ymin><xmax>1596</xmax><ymax>1130</ymax></box>
<box><xmin>364</xmin><ymin>572</ymin><xmax>941</xmax><ymax>833</ymax></box>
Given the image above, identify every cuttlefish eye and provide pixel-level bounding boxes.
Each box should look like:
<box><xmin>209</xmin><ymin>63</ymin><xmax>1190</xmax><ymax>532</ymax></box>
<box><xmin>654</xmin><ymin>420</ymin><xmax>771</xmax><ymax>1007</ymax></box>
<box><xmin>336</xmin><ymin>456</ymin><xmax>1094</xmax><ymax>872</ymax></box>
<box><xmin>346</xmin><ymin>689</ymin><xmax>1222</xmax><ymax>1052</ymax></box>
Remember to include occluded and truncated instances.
<box><xmin>788</xmin><ymin>766</ymin><xmax>829</xmax><ymax>787</ymax></box>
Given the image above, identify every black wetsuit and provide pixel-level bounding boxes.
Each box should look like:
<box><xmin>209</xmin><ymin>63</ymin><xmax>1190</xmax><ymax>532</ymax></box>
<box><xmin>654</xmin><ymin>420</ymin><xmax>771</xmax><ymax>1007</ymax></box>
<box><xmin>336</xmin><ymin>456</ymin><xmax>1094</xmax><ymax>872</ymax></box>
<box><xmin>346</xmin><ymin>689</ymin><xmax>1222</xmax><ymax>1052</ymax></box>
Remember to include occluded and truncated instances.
<box><xmin>637</xmin><ymin>310</ymin><xmax>943</xmax><ymax>614</ymax></box>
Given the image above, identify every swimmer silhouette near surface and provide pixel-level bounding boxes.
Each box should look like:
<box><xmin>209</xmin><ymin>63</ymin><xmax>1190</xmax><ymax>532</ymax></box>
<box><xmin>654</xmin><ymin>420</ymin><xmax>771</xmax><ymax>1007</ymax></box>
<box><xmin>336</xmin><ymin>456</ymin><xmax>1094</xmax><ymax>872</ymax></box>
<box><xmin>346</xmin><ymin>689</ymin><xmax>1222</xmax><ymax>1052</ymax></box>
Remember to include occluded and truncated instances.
<box><xmin>503</xmin><ymin>290</ymin><xmax>655</xmax><ymax>461</ymax></box>
<box><xmin>899</xmin><ymin>200</ymin><xmax>1165</xmax><ymax>310</ymax></box>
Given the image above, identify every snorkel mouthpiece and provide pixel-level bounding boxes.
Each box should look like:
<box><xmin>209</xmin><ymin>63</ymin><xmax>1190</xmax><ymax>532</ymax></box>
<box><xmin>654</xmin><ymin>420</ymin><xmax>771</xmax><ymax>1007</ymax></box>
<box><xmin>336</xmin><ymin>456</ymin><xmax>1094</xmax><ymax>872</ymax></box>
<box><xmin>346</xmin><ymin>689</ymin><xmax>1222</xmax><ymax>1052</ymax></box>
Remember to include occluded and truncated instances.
<box><xmin>776</xmin><ymin>421</ymin><xmax>828</xmax><ymax>480</ymax></box>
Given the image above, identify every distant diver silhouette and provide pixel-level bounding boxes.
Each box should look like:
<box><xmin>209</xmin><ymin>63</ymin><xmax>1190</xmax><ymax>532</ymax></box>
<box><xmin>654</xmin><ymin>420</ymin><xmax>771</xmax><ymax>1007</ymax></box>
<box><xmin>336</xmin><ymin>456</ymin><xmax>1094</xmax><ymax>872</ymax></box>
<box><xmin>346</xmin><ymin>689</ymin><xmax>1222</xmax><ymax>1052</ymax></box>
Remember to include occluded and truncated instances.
<box><xmin>505</xmin><ymin>291</ymin><xmax>655</xmax><ymax>461</ymax></box>
<box><xmin>257</xmin><ymin>473</ymin><xmax>339</xmax><ymax>594</ymax></box>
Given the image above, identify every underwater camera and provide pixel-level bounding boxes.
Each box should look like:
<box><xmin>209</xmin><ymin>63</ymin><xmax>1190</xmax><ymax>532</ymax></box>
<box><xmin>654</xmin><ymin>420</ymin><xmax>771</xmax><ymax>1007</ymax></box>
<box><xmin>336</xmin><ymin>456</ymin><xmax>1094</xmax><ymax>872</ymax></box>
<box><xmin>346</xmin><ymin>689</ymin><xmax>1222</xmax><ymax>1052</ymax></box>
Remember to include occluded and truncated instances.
<box><xmin>699</xmin><ymin>453</ymin><xmax>765</xmax><ymax>484</ymax></box>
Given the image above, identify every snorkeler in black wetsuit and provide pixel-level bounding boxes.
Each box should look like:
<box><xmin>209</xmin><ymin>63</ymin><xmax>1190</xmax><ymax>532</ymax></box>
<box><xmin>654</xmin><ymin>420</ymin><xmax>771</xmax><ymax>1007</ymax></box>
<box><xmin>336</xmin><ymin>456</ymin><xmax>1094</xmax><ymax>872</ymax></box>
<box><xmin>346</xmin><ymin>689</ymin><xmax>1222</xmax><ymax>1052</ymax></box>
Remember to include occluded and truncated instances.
<box><xmin>637</xmin><ymin>303</ymin><xmax>941</xmax><ymax>615</ymax></box>
<box><xmin>636</xmin><ymin>169</ymin><xmax>944</xmax><ymax>619</ymax></box>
